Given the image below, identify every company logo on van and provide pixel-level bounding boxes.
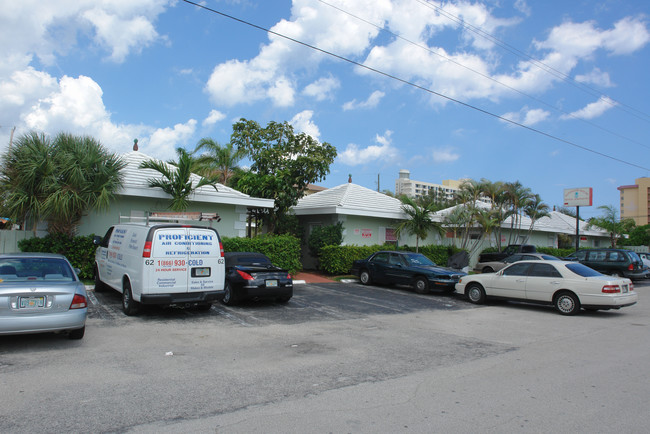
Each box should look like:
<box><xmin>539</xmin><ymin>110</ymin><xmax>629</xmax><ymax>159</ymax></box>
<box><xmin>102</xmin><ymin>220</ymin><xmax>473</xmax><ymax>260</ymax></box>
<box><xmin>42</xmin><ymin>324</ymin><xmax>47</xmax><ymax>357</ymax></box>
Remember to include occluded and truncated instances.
<box><xmin>157</xmin><ymin>234</ymin><xmax>214</xmax><ymax>241</ymax></box>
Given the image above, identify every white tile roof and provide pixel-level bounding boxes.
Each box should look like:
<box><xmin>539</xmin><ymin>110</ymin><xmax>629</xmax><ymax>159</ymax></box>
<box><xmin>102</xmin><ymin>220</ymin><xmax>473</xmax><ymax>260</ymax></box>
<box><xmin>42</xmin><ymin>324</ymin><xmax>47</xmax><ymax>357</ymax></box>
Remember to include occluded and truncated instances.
<box><xmin>118</xmin><ymin>151</ymin><xmax>274</xmax><ymax>208</ymax></box>
<box><xmin>433</xmin><ymin>202</ymin><xmax>608</xmax><ymax>236</ymax></box>
<box><xmin>293</xmin><ymin>183</ymin><xmax>406</xmax><ymax>219</ymax></box>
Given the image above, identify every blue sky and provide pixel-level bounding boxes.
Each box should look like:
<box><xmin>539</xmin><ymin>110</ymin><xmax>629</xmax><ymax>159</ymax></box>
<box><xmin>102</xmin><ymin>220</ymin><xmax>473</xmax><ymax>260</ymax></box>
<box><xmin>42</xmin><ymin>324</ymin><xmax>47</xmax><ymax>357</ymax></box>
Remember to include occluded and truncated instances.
<box><xmin>1</xmin><ymin>0</ymin><xmax>649</xmax><ymax>219</ymax></box>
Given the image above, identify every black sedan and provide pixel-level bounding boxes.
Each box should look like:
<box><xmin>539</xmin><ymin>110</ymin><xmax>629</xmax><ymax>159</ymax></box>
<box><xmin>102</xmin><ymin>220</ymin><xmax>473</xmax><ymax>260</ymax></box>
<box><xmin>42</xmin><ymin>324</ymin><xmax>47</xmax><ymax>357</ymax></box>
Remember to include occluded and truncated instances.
<box><xmin>222</xmin><ymin>252</ymin><xmax>293</xmax><ymax>306</ymax></box>
<box><xmin>350</xmin><ymin>251</ymin><xmax>466</xmax><ymax>294</ymax></box>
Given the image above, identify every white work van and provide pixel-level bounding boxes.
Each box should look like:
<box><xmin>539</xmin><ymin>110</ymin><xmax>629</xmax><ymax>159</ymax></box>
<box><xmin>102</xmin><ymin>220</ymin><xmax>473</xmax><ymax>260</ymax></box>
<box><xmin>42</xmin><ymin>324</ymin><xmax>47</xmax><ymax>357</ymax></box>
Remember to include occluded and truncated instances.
<box><xmin>93</xmin><ymin>224</ymin><xmax>225</xmax><ymax>315</ymax></box>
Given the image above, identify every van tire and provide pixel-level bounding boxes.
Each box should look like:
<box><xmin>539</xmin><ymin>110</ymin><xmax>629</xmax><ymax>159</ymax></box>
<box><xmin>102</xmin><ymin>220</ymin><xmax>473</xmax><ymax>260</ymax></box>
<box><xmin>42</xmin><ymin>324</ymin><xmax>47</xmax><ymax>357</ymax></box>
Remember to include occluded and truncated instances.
<box><xmin>94</xmin><ymin>265</ymin><xmax>105</xmax><ymax>292</ymax></box>
<box><xmin>221</xmin><ymin>281</ymin><xmax>239</xmax><ymax>306</ymax></box>
<box><xmin>122</xmin><ymin>280</ymin><xmax>140</xmax><ymax>316</ymax></box>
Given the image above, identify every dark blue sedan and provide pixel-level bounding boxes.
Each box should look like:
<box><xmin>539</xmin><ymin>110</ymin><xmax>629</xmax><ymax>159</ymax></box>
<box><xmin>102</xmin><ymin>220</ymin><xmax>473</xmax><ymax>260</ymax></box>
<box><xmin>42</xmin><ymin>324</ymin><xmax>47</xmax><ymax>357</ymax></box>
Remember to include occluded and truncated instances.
<box><xmin>350</xmin><ymin>251</ymin><xmax>466</xmax><ymax>294</ymax></box>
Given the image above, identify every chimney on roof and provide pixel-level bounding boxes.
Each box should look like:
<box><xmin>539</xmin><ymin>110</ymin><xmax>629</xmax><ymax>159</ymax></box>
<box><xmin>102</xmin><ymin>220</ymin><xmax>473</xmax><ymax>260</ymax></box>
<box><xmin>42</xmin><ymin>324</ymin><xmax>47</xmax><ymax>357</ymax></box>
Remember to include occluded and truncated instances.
<box><xmin>348</xmin><ymin>174</ymin><xmax>352</xmax><ymax>183</ymax></box>
<box><xmin>133</xmin><ymin>138</ymin><xmax>138</xmax><ymax>151</ymax></box>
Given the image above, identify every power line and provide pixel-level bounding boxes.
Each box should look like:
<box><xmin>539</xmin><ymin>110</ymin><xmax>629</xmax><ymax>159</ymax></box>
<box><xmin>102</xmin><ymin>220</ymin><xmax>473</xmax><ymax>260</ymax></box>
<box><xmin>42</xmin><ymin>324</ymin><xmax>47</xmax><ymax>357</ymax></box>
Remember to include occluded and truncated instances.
<box><xmin>317</xmin><ymin>0</ymin><xmax>650</xmax><ymax>150</ymax></box>
<box><xmin>179</xmin><ymin>0</ymin><xmax>650</xmax><ymax>171</ymax></box>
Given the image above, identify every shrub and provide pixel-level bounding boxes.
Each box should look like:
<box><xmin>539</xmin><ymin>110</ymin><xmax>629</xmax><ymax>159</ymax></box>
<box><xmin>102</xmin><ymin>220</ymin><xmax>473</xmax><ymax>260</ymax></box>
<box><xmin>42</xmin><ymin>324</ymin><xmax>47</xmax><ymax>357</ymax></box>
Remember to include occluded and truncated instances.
<box><xmin>18</xmin><ymin>233</ymin><xmax>97</xmax><ymax>280</ymax></box>
<box><xmin>222</xmin><ymin>234</ymin><xmax>302</xmax><ymax>275</ymax></box>
<box><xmin>308</xmin><ymin>222</ymin><xmax>343</xmax><ymax>257</ymax></box>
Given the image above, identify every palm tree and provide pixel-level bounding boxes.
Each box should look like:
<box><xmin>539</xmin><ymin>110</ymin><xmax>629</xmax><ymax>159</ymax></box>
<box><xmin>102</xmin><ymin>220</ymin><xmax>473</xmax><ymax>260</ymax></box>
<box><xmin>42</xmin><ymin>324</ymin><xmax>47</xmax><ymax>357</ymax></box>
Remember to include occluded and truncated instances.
<box><xmin>503</xmin><ymin>181</ymin><xmax>532</xmax><ymax>244</ymax></box>
<box><xmin>0</xmin><ymin>132</ymin><xmax>125</xmax><ymax>235</ymax></box>
<box><xmin>441</xmin><ymin>205</ymin><xmax>472</xmax><ymax>249</ymax></box>
<box><xmin>45</xmin><ymin>133</ymin><xmax>125</xmax><ymax>235</ymax></box>
<box><xmin>394</xmin><ymin>196</ymin><xmax>444</xmax><ymax>252</ymax></box>
<box><xmin>139</xmin><ymin>147</ymin><xmax>217</xmax><ymax>212</ymax></box>
<box><xmin>586</xmin><ymin>205</ymin><xmax>636</xmax><ymax>247</ymax></box>
<box><xmin>524</xmin><ymin>194</ymin><xmax>550</xmax><ymax>242</ymax></box>
<box><xmin>192</xmin><ymin>138</ymin><xmax>245</xmax><ymax>187</ymax></box>
<box><xmin>0</xmin><ymin>131</ymin><xmax>54</xmax><ymax>234</ymax></box>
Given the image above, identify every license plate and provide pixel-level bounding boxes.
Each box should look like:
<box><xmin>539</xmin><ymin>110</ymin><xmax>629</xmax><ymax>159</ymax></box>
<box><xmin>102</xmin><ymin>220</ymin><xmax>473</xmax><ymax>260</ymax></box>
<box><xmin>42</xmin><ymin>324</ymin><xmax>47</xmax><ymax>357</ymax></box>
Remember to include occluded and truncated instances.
<box><xmin>20</xmin><ymin>296</ymin><xmax>45</xmax><ymax>308</ymax></box>
<box><xmin>191</xmin><ymin>267</ymin><xmax>211</xmax><ymax>277</ymax></box>
<box><xmin>266</xmin><ymin>279</ymin><xmax>278</xmax><ymax>287</ymax></box>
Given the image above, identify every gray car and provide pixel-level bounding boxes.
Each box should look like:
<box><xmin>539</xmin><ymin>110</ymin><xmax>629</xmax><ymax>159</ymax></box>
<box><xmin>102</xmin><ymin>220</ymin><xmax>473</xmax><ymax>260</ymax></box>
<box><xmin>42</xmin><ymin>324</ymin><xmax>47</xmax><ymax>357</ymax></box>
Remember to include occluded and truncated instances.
<box><xmin>473</xmin><ymin>253</ymin><xmax>560</xmax><ymax>273</ymax></box>
<box><xmin>0</xmin><ymin>253</ymin><xmax>87</xmax><ymax>339</ymax></box>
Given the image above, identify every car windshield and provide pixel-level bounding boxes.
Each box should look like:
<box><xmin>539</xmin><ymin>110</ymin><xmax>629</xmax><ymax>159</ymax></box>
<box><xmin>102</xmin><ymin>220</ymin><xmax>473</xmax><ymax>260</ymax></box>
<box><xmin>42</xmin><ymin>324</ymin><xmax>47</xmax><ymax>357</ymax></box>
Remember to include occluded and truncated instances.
<box><xmin>0</xmin><ymin>257</ymin><xmax>75</xmax><ymax>282</ymax></box>
<box><xmin>404</xmin><ymin>253</ymin><xmax>435</xmax><ymax>267</ymax></box>
<box><xmin>565</xmin><ymin>263</ymin><xmax>602</xmax><ymax>277</ymax></box>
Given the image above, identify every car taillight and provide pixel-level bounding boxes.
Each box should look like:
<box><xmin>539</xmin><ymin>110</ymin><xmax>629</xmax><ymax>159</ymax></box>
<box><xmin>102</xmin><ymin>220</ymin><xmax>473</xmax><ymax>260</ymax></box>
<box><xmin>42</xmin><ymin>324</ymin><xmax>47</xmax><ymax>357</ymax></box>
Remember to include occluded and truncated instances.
<box><xmin>142</xmin><ymin>241</ymin><xmax>152</xmax><ymax>258</ymax></box>
<box><xmin>628</xmin><ymin>263</ymin><xmax>634</xmax><ymax>271</ymax></box>
<box><xmin>219</xmin><ymin>241</ymin><xmax>224</xmax><ymax>256</ymax></box>
<box><xmin>630</xmin><ymin>282</ymin><xmax>635</xmax><ymax>292</ymax></box>
<box><xmin>287</xmin><ymin>273</ymin><xmax>292</xmax><ymax>279</ymax></box>
<box><xmin>237</xmin><ymin>270</ymin><xmax>254</xmax><ymax>280</ymax></box>
<box><xmin>602</xmin><ymin>285</ymin><xmax>621</xmax><ymax>293</ymax></box>
<box><xmin>70</xmin><ymin>294</ymin><xmax>87</xmax><ymax>309</ymax></box>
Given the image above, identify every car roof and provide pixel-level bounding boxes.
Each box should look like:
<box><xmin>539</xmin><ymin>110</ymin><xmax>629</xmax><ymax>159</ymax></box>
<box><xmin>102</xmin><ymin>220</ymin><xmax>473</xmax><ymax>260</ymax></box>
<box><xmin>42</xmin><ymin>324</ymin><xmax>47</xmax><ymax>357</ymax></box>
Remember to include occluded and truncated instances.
<box><xmin>0</xmin><ymin>252</ymin><xmax>67</xmax><ymax>259</ymax></box>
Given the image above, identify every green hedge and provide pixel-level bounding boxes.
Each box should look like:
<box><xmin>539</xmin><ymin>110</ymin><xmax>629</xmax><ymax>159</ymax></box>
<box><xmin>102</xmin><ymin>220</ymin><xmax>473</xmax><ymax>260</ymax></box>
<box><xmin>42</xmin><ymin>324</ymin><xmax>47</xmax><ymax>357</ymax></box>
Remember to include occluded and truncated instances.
<box><xmin>478</xmin><ymin>245</ymin><xmax>575</xmax><ymax>259</ymax></box>
<box><xmin>222</xmin><ymin>234</ymin><xmax>302</xmax><ymax>275</ymax></box>
<box><xmin>319</xmin><ymin>244</ymin><xmax>465</xmax><ymax>275</ymax></box>
<box><xmin>18</xmin><ymin>233</ymin><xmax>97</xmax><ymax>280</ymax></box>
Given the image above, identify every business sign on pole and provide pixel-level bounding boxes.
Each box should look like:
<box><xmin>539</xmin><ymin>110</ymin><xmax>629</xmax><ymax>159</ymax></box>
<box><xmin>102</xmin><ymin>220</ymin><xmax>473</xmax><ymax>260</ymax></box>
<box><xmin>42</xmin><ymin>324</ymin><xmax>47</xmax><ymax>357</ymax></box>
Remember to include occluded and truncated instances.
<box><xmin>563</xmin><ymin>187</ymin><xmax>593</xmax><ymax>207</ymax></box>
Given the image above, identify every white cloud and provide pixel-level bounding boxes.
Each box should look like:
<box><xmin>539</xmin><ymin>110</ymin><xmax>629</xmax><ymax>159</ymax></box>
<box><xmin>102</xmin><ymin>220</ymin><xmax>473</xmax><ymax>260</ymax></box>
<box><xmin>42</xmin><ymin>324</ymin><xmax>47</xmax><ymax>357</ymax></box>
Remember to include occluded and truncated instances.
<box><xmin>575</xmin><ymin>68</ymin><xmax>613</xmax><ymax>87</ymax></box>
<box><xmin>338</xmin><ymin>130</ymin><xmax>397</xmax><ymax>166</ymax></box>
<box><xmin>147</xmin><ymin>119</ymin><xmax>197</xmax><ymax>160</ymax></box>
<box><xmin>514</xmin><ymin>0</ymin><xmax>531</xmax><ymax>17</ymax></box>
<box><xmin>561</xmin><ymin>97</ymin><xmax>617</xmax><ymax>120</ymax></box>
<box><xmin>82</xmin><ymin>8</ymin><xmax>160</xmax><ymax>63</ymax></box>
<box><xmin>501</xmin><ymin>107</ymin><xmax>550</xmax><ymax>126</ymax></box>
<box><xmin>303</xmin><ymin>75</ymin><xmax>340</xmax><ymax>101</ymax></box>
<box><xmin>205</xmin><ymin>0</ymin><xmax>390</xmax><ymax>106</ymax></box>
<box><xmin>342</xmin><ymin>91</ymin><xmax>385</xmax><ymax>111</ymax></box>
<box><xmin>432</xmin><ymin>147</ymin><xmax>460</xmax><ymax>163</ymax></box>
<box><xmin>202</xmin><ymin>109</ymin><xmax>226</xmax><ymax>127</ymax></box>
<box><xmin>290</xmin><ymin>110</ymin><xmax>320</xmax><ymax>140</ymax></box>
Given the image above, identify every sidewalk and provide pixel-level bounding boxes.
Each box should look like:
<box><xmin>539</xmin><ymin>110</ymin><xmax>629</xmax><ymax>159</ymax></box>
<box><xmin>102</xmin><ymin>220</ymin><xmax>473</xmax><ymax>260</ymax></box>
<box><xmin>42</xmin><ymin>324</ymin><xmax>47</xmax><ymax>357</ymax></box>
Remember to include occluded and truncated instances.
<box><xmin>292</xmin><ymin>271</ymin><xmax>336</xmax><ymax>284</ymax></box>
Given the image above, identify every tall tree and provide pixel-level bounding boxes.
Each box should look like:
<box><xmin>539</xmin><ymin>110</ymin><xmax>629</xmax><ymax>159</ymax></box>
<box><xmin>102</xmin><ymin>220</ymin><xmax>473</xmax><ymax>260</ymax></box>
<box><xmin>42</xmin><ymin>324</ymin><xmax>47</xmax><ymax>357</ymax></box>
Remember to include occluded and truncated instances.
<box><xmin>503</xmin><ymin>181</ymin><xmax>533</xmax><ymax>244</ymax></box>
<box><xmin>0</xmin><ymin>132</ymin><xmax>53</xmax><ymax>233</ymax></box>
<box><xmin>139</xmin><ymin>147</ymin><xmax>217</xmax><ymax>212</ymax></box>
<box><xmin>192</xmin><ymin>138</ymin><xmax>245</xmax><ymax>187</ymax></box>
<box><xmin>0</xmin><ymin>131</ymin><xmax>124</xmax><ymax>235</ymax></box>
<box><xmin>230</xmin><ymin>119</ymin><xmax>337</xmax><ymax>233</ymax></box>
<box><xmin>46</xmin><ymin>133</ymin><xmax>126</xmax><ymax>235</ymax></box>
<box><xmin>524</xmin><ymin>194</ymin><xmax>550</xmax><ymax>241</ymax></box>
<box><xmin>587</xmin><ymin>205</ymin><xmax>635</xmax><ymax>247</ymax></box>
<box><xmin>394</xmin><ymin>196</ymin><xmax>444</xmax><ymax>252</ymax></box>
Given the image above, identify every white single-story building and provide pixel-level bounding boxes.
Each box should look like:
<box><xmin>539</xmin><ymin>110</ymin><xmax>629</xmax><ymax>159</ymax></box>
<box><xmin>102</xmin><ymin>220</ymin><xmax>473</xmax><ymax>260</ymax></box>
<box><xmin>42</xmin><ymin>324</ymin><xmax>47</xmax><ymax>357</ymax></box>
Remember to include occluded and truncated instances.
<box><xmin>292</xmin><ymin>182</ymin><xmax>611</xmax><ymax>268</ymax></box>
<box><xmin>76</xmin><ymin>151</ymin><xmax>274</xmax><ymax>239</ymax></box>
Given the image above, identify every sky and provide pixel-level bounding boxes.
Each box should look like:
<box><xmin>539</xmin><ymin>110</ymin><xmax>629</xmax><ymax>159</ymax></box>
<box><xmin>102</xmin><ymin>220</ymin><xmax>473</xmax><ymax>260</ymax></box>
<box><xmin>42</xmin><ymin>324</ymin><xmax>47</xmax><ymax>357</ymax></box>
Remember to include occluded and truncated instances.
<box><xmin>1</xmin><ymin>0</ymin><xmax>650</xmax><ymax>220</ymax></box>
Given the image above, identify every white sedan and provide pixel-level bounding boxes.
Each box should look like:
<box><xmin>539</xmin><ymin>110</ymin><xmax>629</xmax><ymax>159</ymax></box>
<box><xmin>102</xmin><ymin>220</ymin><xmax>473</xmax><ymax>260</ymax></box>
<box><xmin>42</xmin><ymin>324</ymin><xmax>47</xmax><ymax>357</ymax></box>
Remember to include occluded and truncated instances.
<box><xmin>456</xmin><ymin>260</ymin><xmax>638</xmax><ymax>315</ymax></box>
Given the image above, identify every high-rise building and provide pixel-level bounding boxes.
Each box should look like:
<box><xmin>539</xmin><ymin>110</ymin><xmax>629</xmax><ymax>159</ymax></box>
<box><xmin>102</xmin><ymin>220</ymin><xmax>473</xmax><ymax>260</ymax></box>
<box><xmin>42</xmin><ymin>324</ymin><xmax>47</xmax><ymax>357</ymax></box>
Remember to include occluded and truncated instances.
<box><xmin>618</xmin><ymin>177</ymin><xmax>650</xmax><ymax>225</ymax></box>
<box><xmin>394</xmin><ymin>169</ymin><xmax>464</xmax><ymax>200</ymax></box>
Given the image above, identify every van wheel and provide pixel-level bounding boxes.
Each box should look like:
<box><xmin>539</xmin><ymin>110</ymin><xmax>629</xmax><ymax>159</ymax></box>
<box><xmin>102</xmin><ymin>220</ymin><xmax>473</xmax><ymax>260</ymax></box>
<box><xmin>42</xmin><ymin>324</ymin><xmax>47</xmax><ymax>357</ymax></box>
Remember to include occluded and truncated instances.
<box><xmin>93</xmin><ymin>266</ymin><xmax>105</xmax><ymax>292</ymax></box>
<box><xmin>221</xmin><ymin>281</ymin><xmax>239</xmax><ymax>306</ymax></box>
<box><xmin>122</xmin><ymin>280</ymin><xmax>140</xmax><ymax>316</ymax></box>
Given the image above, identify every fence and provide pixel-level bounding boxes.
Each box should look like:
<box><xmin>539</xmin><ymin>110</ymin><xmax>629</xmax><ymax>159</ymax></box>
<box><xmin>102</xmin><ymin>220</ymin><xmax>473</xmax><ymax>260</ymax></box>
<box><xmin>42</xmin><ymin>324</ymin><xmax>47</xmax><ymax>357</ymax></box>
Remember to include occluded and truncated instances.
<box><xmin>0</xmin><ymin>230</ymin><xmax>48</xmax><ymax>253</ymax></box>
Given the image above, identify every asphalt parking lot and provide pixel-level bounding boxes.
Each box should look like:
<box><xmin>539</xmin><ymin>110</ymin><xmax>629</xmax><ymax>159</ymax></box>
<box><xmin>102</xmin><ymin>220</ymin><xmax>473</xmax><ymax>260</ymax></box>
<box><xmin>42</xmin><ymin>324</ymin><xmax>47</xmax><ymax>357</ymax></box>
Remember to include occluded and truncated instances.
<box><xmin>87</xmin><ymin>280</ymin><xmax>477</xmax><ymax>326</ymax></box>
<box><xmin>2</xmin><ymin>280</ymin><xmax>649</xmax><ymax>433</ymax></box>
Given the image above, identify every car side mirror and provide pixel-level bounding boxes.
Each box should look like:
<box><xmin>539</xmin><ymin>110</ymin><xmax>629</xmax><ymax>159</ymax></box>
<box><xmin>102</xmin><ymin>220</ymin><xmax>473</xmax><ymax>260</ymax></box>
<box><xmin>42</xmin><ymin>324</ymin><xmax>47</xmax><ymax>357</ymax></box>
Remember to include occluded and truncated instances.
<box><xmin>93</xmin><ymin>236</ymin><xmax>102</xmax><ymax>245</ymax></box>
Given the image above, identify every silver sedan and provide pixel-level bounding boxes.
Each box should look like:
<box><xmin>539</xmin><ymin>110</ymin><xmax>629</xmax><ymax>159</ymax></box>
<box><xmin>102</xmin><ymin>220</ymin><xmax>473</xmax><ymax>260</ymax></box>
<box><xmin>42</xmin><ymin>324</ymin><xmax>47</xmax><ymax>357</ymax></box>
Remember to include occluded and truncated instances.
<box><xmin>0</xmin><ymin>253</ymin><xmax>87</xmax><ymax>339</ymax></box>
